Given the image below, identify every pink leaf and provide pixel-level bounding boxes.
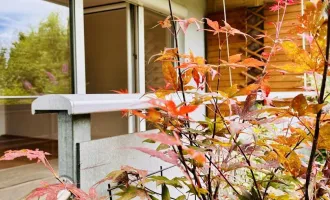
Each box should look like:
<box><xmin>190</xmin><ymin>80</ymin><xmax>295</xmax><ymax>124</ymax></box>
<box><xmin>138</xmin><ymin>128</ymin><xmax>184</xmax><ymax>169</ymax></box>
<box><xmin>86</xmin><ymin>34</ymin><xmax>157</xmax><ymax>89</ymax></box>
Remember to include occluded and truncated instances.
<box><xmin>23</xmin><ymin>80</ymin><xmax>33</xmax><ymax>90</ymax></box>
<box><xmin>0</xmin><ymin>149</ymin><xmax>50</xmax><ymax>165</ymax></box>
<box><xmin>176</xmin><ymin>17</ymin><xmax>201</xmax><ymax>34</ymax></box>
<box><xmin>45</xmin><ymin>71</ymin><xmax>58</xmax><ymax>85</ymax></box>
<box><xmin>131</xmin><ymin>147</ymin><xmax>178</xmax><ymax>165</ymax></box>
<box><xmin>62</xmin><ymin>64</ymin><xmax>69</xmax><ymax>74</ymax></box>
<box><xmin>210</xmin><ymin>68</ymin><xmax>218</xmax><ymax>80</ymax></box>
<box><xmin>26</xmin><ymin>182</ymin><xmax>90</xmax><ymax>200</ymax></box>
<box><xmin>89</xmin><ymin>187</ymin><xmax>97</xmax><ymax>199</ymax></box>
<box><xmin>229</xmin><ymin>121</ymin><xmax>250</xmax><ymax>135</ymax></box>
<box><xmin>137</xmin><ymin>132</ymin><xmax>182</xmax><ymax>146</ymax></box>
<box><xmin>205</xmin><ymin>18</ymin><xmax>221</xmax><ymax>35</ymax></box>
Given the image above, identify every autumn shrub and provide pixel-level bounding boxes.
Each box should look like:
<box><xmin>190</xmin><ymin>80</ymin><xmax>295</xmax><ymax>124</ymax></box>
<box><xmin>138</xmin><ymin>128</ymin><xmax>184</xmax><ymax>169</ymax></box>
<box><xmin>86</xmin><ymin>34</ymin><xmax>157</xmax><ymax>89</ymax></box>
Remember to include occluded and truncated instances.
<box><xmin>1</xmin><ymin>0</ymin><xmax>330</xmax><ymax>199</ymax></box>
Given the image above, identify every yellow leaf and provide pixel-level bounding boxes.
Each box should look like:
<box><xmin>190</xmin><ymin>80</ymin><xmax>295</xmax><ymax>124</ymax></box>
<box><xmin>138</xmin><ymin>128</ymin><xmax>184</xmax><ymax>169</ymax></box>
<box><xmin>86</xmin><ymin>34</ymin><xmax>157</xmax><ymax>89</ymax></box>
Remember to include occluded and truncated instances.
<box><xmin>155</xmin><ymin>48</ymin><xmax>178</xmax><ymax>62</ymax></box>
<box><xmin>183</xmin><ymin>68</ymin><xmax>193</xmax><ymax>85</ymax></box>
<box><xmin>155</xmin><ymin>89</ymin><xmax>174</xmax><ymax>99</ymax></box>
<box><xmin>318</xmin><ymin>124</ymin><xmax>330</xmax><ymax>150</ymax></box>
<box><xmin>275</xmin><ymin>64</ymin><xmax>310</xmax><ymax>73</ymax></box>
<box><xmin>162</xmin><ymin>61</ymin><xmax>177</xmax><ymax>88</ymax></box>
<box><xmin>221</xmin><ymin>84</ymin><xmax>239</xmax><ymax>98</ymax></box>
<box><xmin>290</xmin><ymin>94</ymin><xmax>308</xmax><ymax>116</ymax></box>
<box><xmin>306</xmin><ymin>103</ymin><xmax>324</xmax><ymax>115</ymax></box>
<box><xmin>284</xmin><ymin>151</ymin><xmax>301</xmax><ymax>177</ymax></box>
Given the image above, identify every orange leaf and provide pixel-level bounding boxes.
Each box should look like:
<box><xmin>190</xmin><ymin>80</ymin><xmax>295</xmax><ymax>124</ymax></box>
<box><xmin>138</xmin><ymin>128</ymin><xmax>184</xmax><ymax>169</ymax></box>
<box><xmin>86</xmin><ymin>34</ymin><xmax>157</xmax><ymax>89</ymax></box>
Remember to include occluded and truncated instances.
<box><xmin>236</xmin><ymin>84</ymin><xmax>260</xmax><ymax>96</ymax></box>
<box><xmin>158</xmin><ymin>16</ymin><xmax>172</xmax><ymax>29</ymax></box>
<box><xmin>186</xmin><ymin>148</ymin><xmax>206</xmax><ymax>166</ymax></box>
<box><xmin>229</xmin><ymin>54</ymin><xmax>242</xmax><ymax>63</ymax></box>
<box><xmin>241</xmin><ymin>58</ymin><xmax>265</xmax><ymax>67</ymax></box>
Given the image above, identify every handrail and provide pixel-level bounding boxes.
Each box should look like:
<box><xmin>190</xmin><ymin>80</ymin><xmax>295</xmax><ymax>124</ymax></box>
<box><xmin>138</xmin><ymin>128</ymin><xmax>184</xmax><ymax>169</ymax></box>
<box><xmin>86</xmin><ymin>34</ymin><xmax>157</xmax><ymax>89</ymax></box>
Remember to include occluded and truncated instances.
<box><xmin>32</xmin><ymin>91</ymin><xmax>317</xmax><ymax>115</ymax></box>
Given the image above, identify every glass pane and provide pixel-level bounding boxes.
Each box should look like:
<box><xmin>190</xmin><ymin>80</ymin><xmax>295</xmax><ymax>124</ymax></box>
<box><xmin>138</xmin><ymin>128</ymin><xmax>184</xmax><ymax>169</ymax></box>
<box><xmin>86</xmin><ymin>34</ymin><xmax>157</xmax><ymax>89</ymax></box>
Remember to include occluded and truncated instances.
<box><xmin>144</xmin><ymin>9</ymin><xmax>171</xmax><ymax>91</ymax></box>
<box><xmin>144</xmin><ymin>9</ymin><xmax>172</xmax><ymax>130</ymax></box>
<box><xmin>0</xmin><ymin>1</ymin><xmax>71</xmax><ymax>198</ymax></box>
<box><xmin>0</xmin><ymin>0</ymin><xmax>72</xmax><ymax>97</ymax></box>
<box><xmin>84</xmin><ymin>8</ymin><xmax>129</xmax><ymax>139</ymax></box>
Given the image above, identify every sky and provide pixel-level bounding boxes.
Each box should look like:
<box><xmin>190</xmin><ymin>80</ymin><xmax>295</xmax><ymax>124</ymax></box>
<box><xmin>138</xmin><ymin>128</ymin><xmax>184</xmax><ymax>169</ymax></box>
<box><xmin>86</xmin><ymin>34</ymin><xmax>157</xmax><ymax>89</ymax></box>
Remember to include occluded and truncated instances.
<box><xmin>0</xmin><ymin>0</ymin><xmax>69</xmax><ymax>55</ymax></box>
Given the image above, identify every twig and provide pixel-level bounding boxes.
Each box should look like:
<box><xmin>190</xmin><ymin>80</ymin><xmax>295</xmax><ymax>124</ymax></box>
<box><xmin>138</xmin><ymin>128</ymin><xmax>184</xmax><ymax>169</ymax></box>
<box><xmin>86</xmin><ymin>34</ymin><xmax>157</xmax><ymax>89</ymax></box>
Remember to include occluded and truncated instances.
<box><xmin>304</xmin><ymin>4</ymin><xmax>330</xmax><ymax>199</ymax></box>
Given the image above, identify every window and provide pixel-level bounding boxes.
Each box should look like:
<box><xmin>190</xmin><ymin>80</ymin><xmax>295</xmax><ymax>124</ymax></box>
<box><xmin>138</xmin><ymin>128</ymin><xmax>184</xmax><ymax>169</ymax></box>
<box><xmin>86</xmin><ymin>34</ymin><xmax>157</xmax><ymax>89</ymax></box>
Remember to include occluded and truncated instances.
<box><xmin>0</xmin><ymin>1</ymin><xmax>71</xmax><ymax>198</ymax></box>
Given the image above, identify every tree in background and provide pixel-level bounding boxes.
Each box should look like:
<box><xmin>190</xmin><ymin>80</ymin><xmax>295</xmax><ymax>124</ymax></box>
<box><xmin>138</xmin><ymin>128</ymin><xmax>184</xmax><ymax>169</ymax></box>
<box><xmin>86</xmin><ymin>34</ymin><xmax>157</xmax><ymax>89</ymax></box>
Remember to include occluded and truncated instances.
<box><xmin>0</xmin><ymin>12</ymin><xmax>71</xmax><ymax>97</ymax></box>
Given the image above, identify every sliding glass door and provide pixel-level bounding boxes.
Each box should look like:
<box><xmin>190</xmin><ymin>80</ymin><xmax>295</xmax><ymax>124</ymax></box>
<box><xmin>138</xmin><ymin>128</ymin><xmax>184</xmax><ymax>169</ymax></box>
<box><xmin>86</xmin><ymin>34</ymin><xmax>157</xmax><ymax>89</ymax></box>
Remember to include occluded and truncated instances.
<box><xmin>84</xmin><ymin>3</ymin><xmax>136</xmax><ymax>138</ymax></box>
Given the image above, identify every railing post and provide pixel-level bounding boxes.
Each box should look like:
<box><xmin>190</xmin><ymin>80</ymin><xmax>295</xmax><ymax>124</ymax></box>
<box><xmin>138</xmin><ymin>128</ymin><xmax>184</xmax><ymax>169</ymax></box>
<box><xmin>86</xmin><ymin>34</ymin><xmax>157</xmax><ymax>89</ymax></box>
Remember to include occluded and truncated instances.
<box><xmin>57</xmin><ymin>112</ymin><xmax>91</xmax><ymax>184</ymax></box>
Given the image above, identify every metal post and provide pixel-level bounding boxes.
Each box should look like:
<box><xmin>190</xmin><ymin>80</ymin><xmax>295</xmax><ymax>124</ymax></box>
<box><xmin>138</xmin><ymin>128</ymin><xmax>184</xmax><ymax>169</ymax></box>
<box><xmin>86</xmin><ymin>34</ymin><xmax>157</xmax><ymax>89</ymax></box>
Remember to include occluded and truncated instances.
<box><xmin>57</xmin><ymin>112</ymin><xmax>91</xmax><ymax>184</ymax></box>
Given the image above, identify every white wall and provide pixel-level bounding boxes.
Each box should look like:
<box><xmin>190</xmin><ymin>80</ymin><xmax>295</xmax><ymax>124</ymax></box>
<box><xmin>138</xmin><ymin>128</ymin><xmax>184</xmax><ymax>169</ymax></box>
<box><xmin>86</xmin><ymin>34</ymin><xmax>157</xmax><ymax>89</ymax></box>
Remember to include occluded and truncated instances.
<box><xmin>175</xmin><ymin>0</ymin><xmax>207</xmax><ymax>122</ymax></box>
<box><xmin>175</xmin><ymin>0</ymin><xmax>206</xmax><ymax>57</ymax></box>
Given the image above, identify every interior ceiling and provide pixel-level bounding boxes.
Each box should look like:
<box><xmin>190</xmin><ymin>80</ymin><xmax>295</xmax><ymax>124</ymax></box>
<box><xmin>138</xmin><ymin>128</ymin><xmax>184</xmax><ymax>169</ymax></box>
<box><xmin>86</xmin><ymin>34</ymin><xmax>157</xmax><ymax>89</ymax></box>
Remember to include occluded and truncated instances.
<box><xmin>84</xmin><ymin>0</ymin><xmax>124</xmax><ymax>8</ymax></box>
<box><xmin>83</xmin><ymin>0</ymin><xmax>274</xmax><ymax>10</ymax></box>
<box><xmin>207</xmin><ymin>0</ymin><xmax>274</xmax><ymax>13</ymax></box>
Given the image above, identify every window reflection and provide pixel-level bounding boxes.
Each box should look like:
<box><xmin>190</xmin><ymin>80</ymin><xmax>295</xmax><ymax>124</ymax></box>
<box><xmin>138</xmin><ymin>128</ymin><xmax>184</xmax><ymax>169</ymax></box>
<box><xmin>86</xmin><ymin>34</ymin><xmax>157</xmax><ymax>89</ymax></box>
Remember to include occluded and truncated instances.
<box><xmin>0</xmin><ymin>0</ymin><xmax>72</xmax><ymax>97</ymax></box>
<box><xmin>0</xmin><ymin>1</ymin><xmax>70</xmax><ymax>198</ymax></box>
<box><xmin>144</xmin><ymin>9</ymin><xmax>172</xmax><ymax>91</ymax></box>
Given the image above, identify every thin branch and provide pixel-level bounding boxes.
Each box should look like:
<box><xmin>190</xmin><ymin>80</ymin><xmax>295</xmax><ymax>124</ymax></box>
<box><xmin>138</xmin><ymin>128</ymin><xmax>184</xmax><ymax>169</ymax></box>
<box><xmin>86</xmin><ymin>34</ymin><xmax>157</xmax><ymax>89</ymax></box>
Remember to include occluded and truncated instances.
<box><xmin>212</xmin><ymin>97</ymin><xmax>262</xmax><ymax>199</ymax></box>
<box><xmin>304</xmin><ymin>4</ymin><xmax>330</xmax><ymax>198</ymax></box>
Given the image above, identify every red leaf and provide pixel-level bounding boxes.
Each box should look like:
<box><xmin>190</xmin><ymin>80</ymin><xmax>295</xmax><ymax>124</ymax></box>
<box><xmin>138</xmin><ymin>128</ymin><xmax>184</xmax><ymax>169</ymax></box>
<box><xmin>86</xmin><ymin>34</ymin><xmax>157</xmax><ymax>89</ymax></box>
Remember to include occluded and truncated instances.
<box><xmin>112</xmin><ymin>89</ymin><xmax>129</xmax><ymax>94</ymax></box>
<box><xmin>148</xmin><ymin>99</ymin><xmax>198</xmax><ymax>117</ymax></box>
<box><xmin>192</xmin><ymin>68</ymin><xmax>200</xmax><ymax>88</ymax></box>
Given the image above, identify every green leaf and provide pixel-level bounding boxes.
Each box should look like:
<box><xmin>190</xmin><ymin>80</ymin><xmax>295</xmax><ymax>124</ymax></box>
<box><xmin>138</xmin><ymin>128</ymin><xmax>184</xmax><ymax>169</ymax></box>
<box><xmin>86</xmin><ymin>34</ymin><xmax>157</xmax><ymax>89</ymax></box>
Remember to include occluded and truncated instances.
<box><xmin>105</xmin><ymin>170</ymin><xmax>128</xmax><ymax>184</ymax></box>
<box><xmin>143</xmin><ymin>139</ymin><xmax>156</xmax><ymax>143</ymax></box>
<box><xmin>150</xmin><ymin>195</ymin><xmax>159</xmax><ymax>200</ymax></box>
<box><xmin>176</xmin><ymin>195</ymin><xmax>185</xmax><ymax>200</ymax></box>
<box><xmin>149</xmin><ymin>176</ymin><xmax>183</xmax><ymax>188</ymax></box>
<box><xmin>116</xmin><ymin>186</ymin><xmax>138</xmax><ymax>200</ymax></box>
<box><xmin>156</xmin><ymin>144</ymin><xmax>170</xmax><ymax>151</ymax></box>
<box><xmin>162</xmin><ymin>185</ymin><xmax>170</xmax><ymax>200</ymax></box>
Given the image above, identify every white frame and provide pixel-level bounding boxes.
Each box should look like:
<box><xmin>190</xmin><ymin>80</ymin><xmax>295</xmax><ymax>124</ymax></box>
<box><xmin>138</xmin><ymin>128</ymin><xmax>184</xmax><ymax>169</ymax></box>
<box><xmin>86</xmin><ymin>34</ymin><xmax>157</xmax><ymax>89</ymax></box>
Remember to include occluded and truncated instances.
<box><xmin>72</xmin><ymin>0</ymin><xmax>87</xmax><ymax>94</ymax></box>
<box><xmin>137</xmin><ymin>6</ymin><xmax>147</xmax><ymax>131</ymax></box>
